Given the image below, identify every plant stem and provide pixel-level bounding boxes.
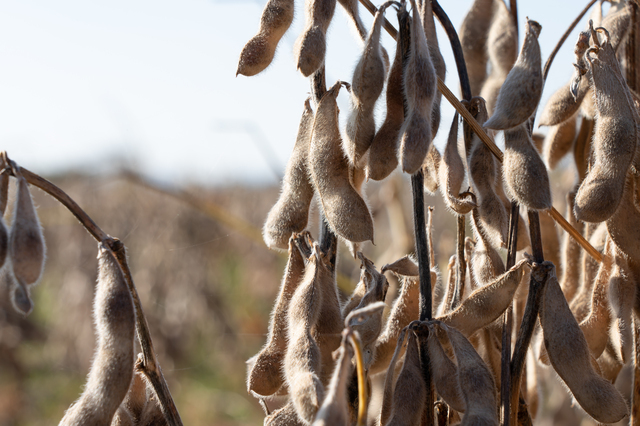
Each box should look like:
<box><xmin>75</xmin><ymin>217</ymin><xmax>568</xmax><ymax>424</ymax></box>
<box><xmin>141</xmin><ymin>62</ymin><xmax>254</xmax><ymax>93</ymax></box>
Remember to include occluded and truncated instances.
<box><xmin>500</xmin><ymin>201</ymin><xmax>519</xmax><ymax>426</ymax></box>
<box><xmin>3</xmin><ymin>157</ymin><xmax>183</xmax><ymax>426</ymax></box>
<box><xmin>508</xmin><ymin>211</ymin><xmax>546</xmax><ymax>426</ymax></box>
<box><xmin>451</xmin><ymin>214</ymin><xmax>465</xmax><ymax>310</ymax></box>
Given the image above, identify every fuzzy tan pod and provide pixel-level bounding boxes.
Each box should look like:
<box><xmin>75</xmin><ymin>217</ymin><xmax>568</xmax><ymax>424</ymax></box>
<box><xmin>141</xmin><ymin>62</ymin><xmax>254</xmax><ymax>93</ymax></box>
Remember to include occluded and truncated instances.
<box><xmin>575</xmin><ymin>36</ymin><xmax>638</xmax><ymax>223</ymax></box>
<box><xmin>236</xmin><ymin>0</ymin><xmax>295</xmax><ymax>76</ymax></box>
<box><xmin>10</xmin><ymin>174</ymin><xmax>46</xmax><ymax>286</ymax></box>
<box><xmin>398</xmin><ymin>0</ymin><xmax>437</xmax><ymax>174</ymax></box>
<box><xmin>484</xmin><ymin>20</ymin><xmax>543</xmax><ymax>130</ymax></box>
<box><xmin>543</xmin><ymin>113</ymin><xmax>578</xmax><ymax>170</ymax></box>
<box><xmin>459</xmin><ymin>0</ymin><xmax>494</xmax><ymax>96</ymax></box>
<box><xmin>294</xmin><ymin>0</ymin><xmax>337</xmax><ymax>77</ymax></box>
<box><xmin>502</xmin><ymin>124</ymin><xmax>552</xmax><ymax>210</ymax></box>
<box><xmin>59</xmin><ymin>244</ymin><xmax>135</xmax><ymax>426</ymax></box>
<box><xmin>308</xmin><ymin>82</ymin><xmax>374</xmax><ymax>243</ymax></box>
<box><xmin>540</xmin><ymin>262</ymin><xmax>628</xmax><ymax>424</ymax></box>
<box><xmin>263</xmin><ymin>99</ymin><xmax>315</xmax><ymax>250</ymax></box>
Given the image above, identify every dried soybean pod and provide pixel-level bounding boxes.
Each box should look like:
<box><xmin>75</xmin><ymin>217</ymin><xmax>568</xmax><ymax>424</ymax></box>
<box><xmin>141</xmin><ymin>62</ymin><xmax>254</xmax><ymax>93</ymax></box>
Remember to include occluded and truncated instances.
<box><xmin>469</xmin><ymin>209</ymin><xmax>505</xmax><ymax>287</ymax></box>
<box><xmin>263</xmin><ymin>99</ymin><xmax>315</xmax><ymax>250</ymax></box>
<box><xmin>371</xmin><ymin>257</ymin><xmax>437</xmax><ymax>375</ymax></box>
<box><xmin>10</xmin><ymin>173</ymin><xmax>46</xmax><ymax>286</ymax></box>
<box><xmin>539</xmin><ymin>31</ymin><xmax>591</xmax><ymax>127</ymax></box>
<box><xmin>247</xmin><ymin>237</ymin><xmax>306</xmax><ymax>397</ymax></box>
<box><xmin>599</xmin><ymin>2</ymin><xmax>632</xmax><ymax>52</ymax></box>
<box><xmin>539</xmin><ymin>261</ymin><xmax>628</xmax><ymax>424</ymax></box>
<box><xmin>573</xmin><ymin>116</ymin><xmax>594</xmax><ymax>182</ymax></box>
<box><xmin>349</xmin><ymin>254</ymin><xmax>388</xmax><ymax>349</ymax></box>
<box><xmin>312</xmin><ymin>338</ymin><xmax>355</xmax><ymax>426</ymax></box>
<box><xmin>345</xmin><ymin>2</ymin><xmax>392</xmax><ymax>167</ymax></box>
<box><xmin>367</xmin><ymin>28</ymin><xmax>403</xmax><ymax>182</ymax></box>
<box><xmin>606</xmin><ymin>175</ymin><xmax>640</xmax><ymax>261</ymax></box>
<box><xmin>420</xmin><ymin>0</ymin><xmax>446</xmax><ymax>137</ymax></box>
<box><xmin>484</xmin><ymin>20</ymin><xmax>543</xmax><ymax>130</ymax></box>
<box><xmin>438</xmin><ymin>114</ymin><xmax>476</xmax><ymax>214</ymax></box>
<box><xmin>495</xmin><ymin>179</ymin><xmax>530</xmax><ymax>251</ymax></box>
<box><xmin>309</xmin><ymin>81</ymin><xmax>374</xmax><ymax>243</ymax></box>
<box><xmin>337</xmin><ymin>0</ymin><xmax>390</xmax><ymax>66</ymax></box>
<box><xmin>578</xmin><ymin>241</ymin><xmax>614</xmax><ymax>359</ymax></box>
<box><xmin>294</xmin><ymin>0</ymin><xmax>337</xmax><ymax>77</ymax></box>
<box><xmin>539</xmin><ymin>207</ymin><xmax>561</xmax><ymax>276</ymax></box>
<box><xmin>543</xmin><ymin>113</ymin><xmax>578</xmax><ymax>170</ymax></box>
<box><xmin>559</xmin><ymin>191</ymin><xmax>583</xmax><ymax>303</ymax></box>
<box><xmin>608</xmin><ymin>257</ymin><xmax>635</xmax><ymax>364</ymax></box>
<box><xmin>284</xmin><ymin>247</ymin><xmax>325</xmax><ymax>423</ymax></box>
<box><xmin>575</xmin><ymin>36</ymin><xmax>639</xmax><ymax>223</ymax></box>
<box><xmin>378</xmin><ymin>329</ymin><xmax>407</xmax><ymax>426</ymax></box>
<box><xmin>502</xmin><ymin>124</ymin><xmax>552</xmax><ymax>210</ymax></box>
<box><xmin>468</xmin><ymin>98</ymin><xmax>508</xmax><ymax>248</ymax></box>
<box><xmin>441</xmin><ymin>323</ymin><xmax>499</xmax><ymax>426</ymax></box>
<box><xmin>236</xmin><ymin>0</ymin><xmax>294</xmax><ymax>76</ymax></box>
<box><xmin>459</xmin><ymin>0</ymin><xmax>494</xmax><ymax>96</ymax></box>
<box><xmin>423</xmin><ymin>144</ymin><xmax>441</xmax><ymax>195</ymax></box>
<box><xmin>386</xmin><ymin>329</ymin><xmax>426</xmax><ymax>426</ymax></box>
<box><xmin>311</xmin><ymin>245</ymin><xmax>343</xmax><ymax>386</ymax></box>
<box><xmin>423</xmin><ymin>322</ymin><xmax>465</xmax><ymax>413</ymax></box>
<box><xmin>59</xmin><ymin>244</ymin><xmax>135</xmax><ymax>426</ymax></box>
<box><xmin>265</xmin><ymin>401</ymin><xmax>306</xmax><ymax>426</ymax></box>
<box><xmin>438</xmin><ymin>260</ymin><xmax>527</xmax><ymax>337</ymax></box>
<box><xmin>399</xmin><ymin>0</ymin><xmax>437</xmax><ymax>174</ymax></box>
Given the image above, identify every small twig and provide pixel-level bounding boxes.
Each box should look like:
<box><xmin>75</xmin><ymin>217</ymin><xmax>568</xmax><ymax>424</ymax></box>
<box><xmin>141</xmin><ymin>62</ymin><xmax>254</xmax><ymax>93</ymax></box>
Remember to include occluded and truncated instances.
<box><xmin>508</xmin><ymin>212</ymin><xmax>548</xmax><ymax>426</ymax></box>
<box><xmin>2</xmin><ymin>155</ymin><xmax>183</xmax><ymax>426</ymax></box>
<box><xmin>451</xmin><ymin>214</ymin><xmax>465</xmax><ymax>310</ymax></box>
<box><xmin>500</xmin><ymin>202</ymin><xmax>519</xmax><ymax>426</ymax></box>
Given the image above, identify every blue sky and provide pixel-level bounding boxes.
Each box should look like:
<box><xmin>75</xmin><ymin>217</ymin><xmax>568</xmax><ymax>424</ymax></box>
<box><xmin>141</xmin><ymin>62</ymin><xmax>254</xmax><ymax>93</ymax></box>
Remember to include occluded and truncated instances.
<box><xmin>0</xmin><ymin>0</ymin><xmax>604</xmax><ymax>186</ymax></box>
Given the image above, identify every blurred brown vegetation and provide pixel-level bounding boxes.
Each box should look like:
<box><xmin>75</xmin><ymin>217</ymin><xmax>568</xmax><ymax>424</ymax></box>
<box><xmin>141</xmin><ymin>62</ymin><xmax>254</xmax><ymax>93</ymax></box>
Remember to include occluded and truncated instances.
<box><xmin>0</xmin><ymin>164</ymin><xmax>619</xmax><ymax>425</ymax></box>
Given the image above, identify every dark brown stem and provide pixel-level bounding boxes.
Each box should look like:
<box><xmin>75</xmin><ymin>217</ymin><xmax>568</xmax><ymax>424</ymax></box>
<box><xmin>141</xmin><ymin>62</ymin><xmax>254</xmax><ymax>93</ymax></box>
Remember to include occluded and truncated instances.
<box><xmin>508</xmin><ymin>211</ymin><xmax>546</xmax><ymax>426</ymax></box>
<box><xmin>3</xmin><ymin>156</ymin><xmax>183</xmax><ymax>426</ymax></box>
<box><xmin>431</xmin><ymin>0</ymin><xmax>471</xmax><ymax>102</ymax></box>
<box><xmin>500</xmin><ymin>201</ymin><xmax>519</xmax><ymax>426</ymax></box>
<box><xmin>310</xmin><ymin>67</ymin><xmax>338</xmax><ymax>271</ymax></box>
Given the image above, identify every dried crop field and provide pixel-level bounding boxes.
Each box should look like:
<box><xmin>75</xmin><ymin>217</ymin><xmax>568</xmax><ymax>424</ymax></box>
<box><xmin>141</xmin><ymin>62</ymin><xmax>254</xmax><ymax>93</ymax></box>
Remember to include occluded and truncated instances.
<box><xmin>2</xmin><ymin>0</ymin><xmax>640</xmax><ymax>425</ymax></box>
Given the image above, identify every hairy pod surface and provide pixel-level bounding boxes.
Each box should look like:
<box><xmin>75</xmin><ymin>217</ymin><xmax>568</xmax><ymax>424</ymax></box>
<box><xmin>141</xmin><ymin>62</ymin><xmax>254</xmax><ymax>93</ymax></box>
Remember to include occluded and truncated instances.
<box><xmin>367</xmin><ymin>29</ymin><xmax>403</xmax><ymax>181</ymax></box>
<box><xmin>459</xmin><ymin>0</ymin><xmax>493</xmax><ymax>96</ymax></box>
<box><xmin>438</xmin><ymin>114</ymin><xmax>476</xmax><ymax>214</ymax></box>
<box><xmin>502</xmin><ymin>124</ymin><xmax>552</xmax><ymax>210</ymax></box>
<box><xmin>422</xmin><ymin>144</ymin><xmax>441</xmax><ymax>195</ymax></box>
<box><xmin>378</xmin><ymin>329</ymin><xmax>407</xmax><ymax>426</ymax></box>
<box><xmin>309</xmin><ymin>82</ymin><xmax>374</xmax><ymax>243</ymax></box>
<box><xmin>539</xmin><ymin>262</ymin><xmax>628</xmax><ymax>424</ymax></box>
<box><xmin>236</xmin><ymin>0</ymin><xmax>295</xmax><ymax>76</ymax></box>
<box><xmin>438</xmin><ymin>259</ymin><xmax>527</xmax><ymax>337</ymax></box>
<box><xmin>543</xmin><ymin>113</ymin><xmax>578</xmax><ymax>170</ymax></box>
<box><xmin>420</xmin><ymin>0</ymin><xmax>445</xmax><ymax>137</ymax></box>
<box><xmin>265</xmin><ymin>401</ymin><xmax>306</xmax><ymax>426</ymax></box>
<box><xmin>337</xmin><ymin>0</ymin><xmax>390</xmax><ymax>66</ymax></box>
<box><xmin>484</xmin><ymin>20</ymin><xmax>543</xmax><ymax>130</ymax></box>
<box><xmin>608</xmin><ymin>256</ymin><xmax>635</xmax><ymax>364</ymax></box>
<box><xmin>606</xmin><ymin>174</ymin><xmax>640</xmax><ymax>261</ymax></box>
<box><xmin>468</xmin><ymin>98</ymin><xmax>508</xmax><ymax>248</ymax></box>
<box><xmin>10</xmin><ymin>174</ymin><xmax>46</xmax><ymax>287</ymax></box>
<box><xmin>9</xmin><ymin>268</ymin><xmax>33</xmax><ymax>315</ymax></box>
<box><xmin>263</xmin><ymin>100</ymin><xmax>315</xmax><ymax>250</ymax></box>
<box><xmin>312</xmin><ymin>340</ymin><xmax>354</xmax><ymax>426</ymax></box>
<box><xmin>442</xmin><ymin>323</ymin><xmax>499</xmax><ymax>426</ymax></box>
<box><xmin>294</xmin><ymin>0</ymin><xmax>337</xmax><ymax>77</ymax></box>
<box><xmin>470</xmin><ymin>209</ymin><xmax>506</xmax><ymax>287</ymax></box>
<box><xmin>599</xmin><ymin>2</ymin><xmax>632</xmax><ymax>52</ymax></box>
<box><xmin>371</xmin><ymin>257</ymin><xmax>437</xmax><ymax>375</ymax></box>
<box><xmin>345</xmin><ymin>3</ymin><xmax>390</xmax><ymax>167</ymax></box>
<box><xmin>559</xmin><ymin>191</ymin><xmax>583</xmax><ymax>303</ymax></box>
<box><xmin>423</xmin><ymin>323</ymin><xmax>465</xmax><ymax>412</ymax></box>
<box><xmin>247</xmin><ymin>238</ymin><xmax>306</xmax><ymax>396</ymax></box>
<box><xmin>59</xmin><ymin>244</ymin><xmax>135</xmax><ymax>426</ymax></box>
<box><xmin>285</xmin><ymin>249</ymin><xmax>325</xmax><ymax>423</ymax></box>
<box><xmin>386</xmin><ymin>329</ymin><xmax>426</xmax><ymax>426</ymax></box>
<box><xmin>575</xmin><ymin>38</ymin><xmax>639</xmax><ymax>223</ymax></box>
<box><xmin>399</xmin><ymin>0</ymin><xmax>437</xmax><ymax>174</ymax></box>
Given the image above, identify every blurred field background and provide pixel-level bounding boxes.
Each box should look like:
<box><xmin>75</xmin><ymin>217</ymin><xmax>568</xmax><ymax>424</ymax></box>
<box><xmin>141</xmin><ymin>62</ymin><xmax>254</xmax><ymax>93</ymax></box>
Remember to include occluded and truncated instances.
<box><xmin>0</xmin><ymin>162</ymin><xmax>626</xmax><ymax>426</ymax></box>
